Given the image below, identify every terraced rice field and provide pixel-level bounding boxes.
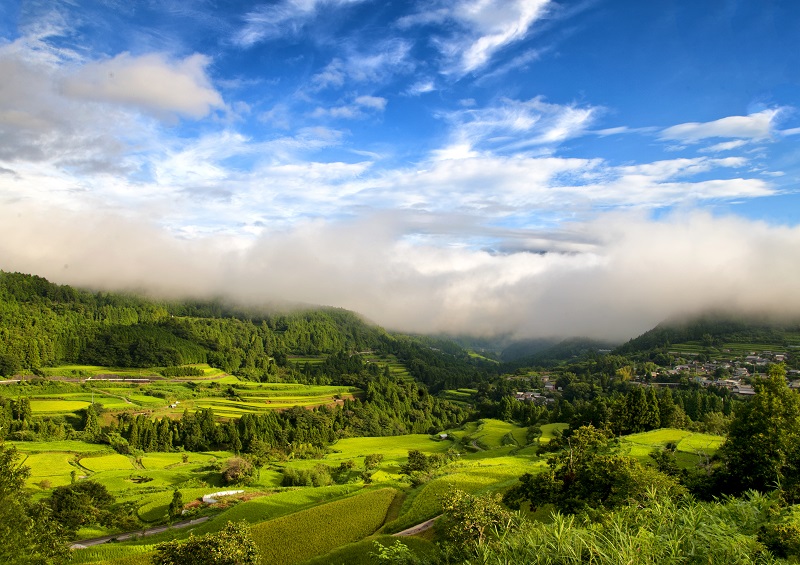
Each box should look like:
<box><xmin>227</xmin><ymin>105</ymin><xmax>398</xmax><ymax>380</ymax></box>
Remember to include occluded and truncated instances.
<box><xmin>190</xmin><ymin>383</ymin><xmax>359</xmax><ymax>416</ymax></box>
<box><xmin>80</xmin><ymin>453</ymin><xmax>136</xmax><ymax>472</ymax></box>
<box><xmin>30</xmin><ymin>398</ymin><xmax>91</xmax><ymax>413</ymax></box>
<box><xmin>387</xmin><ymin>456</ymin><xmax>543</xmax><ymax>532</ymax></box>
<box><xmin>621</xmin><ymin>428</ymin><xmax>724</xmax><ymax>468</ymax></box>
<box><xmin>21</xmin><ymin>451</ymin><xmax>77</xmax><ymax>488</ymax></box>
<box><xmin>251</xmin><ymin>488</ymin><xmax>398</xmax><ymax>565</ymax></box>
<box><xmin>445</xmin><ymin>419</ymin><xmax>530</xmax><ymax>451</ymax></box>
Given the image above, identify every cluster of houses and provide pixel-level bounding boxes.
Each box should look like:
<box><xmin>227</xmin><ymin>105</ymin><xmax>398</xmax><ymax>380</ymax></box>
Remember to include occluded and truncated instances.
<box><xmin>512</xmin><ymin>351</ymin><xmax>796</xmax><ymax>402</ymax></box>
<box><xmin>514</xmin><ymin>375</ymin><xmax>556</xmax><ymax>404</ymax></box>
<box><xmin>659</xmin><ymin>350</ymin><xmax>797</xmax><ymax>396</ymax></box>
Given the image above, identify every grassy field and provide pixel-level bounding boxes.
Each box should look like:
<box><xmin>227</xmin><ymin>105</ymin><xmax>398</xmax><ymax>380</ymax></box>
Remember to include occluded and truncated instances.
<box><xmin>668</xmin><ymin>339</ymin><xmax>800</xmax><ymax>360</ymax></box>
<box><xmin>38</xmin><ymin>365</ymin><xmax>161</xmax><ymax>378</ymax></box>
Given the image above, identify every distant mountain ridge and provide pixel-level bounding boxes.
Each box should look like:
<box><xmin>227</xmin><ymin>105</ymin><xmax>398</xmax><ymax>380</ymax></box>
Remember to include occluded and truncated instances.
<box><xmin>500</xmin><ymin>337</ymin><xmax>618</xmax><ymax>367</ymax></box>
<box><xmin>614</xmin><ymin>311</ymin><xmax>800</xmax><ymax>355</ymax></box>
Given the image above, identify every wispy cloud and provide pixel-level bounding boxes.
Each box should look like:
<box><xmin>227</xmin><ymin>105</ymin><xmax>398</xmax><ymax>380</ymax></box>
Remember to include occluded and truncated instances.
<box><xmin>403</xmin><ymin>0</ymin><xmax>551</xmax><ymax>74</ymax></box>
<box><xmin>406</xmin><ymin>80</ymin><xmax>436</xmax><ymax>95</ymax></box>
<box><xmin>442</xmin><ymin>96</ymin><xmax>597</xmax><ymax>152</ymax></box>
<box><xmin>311</xmin><ymin>95</ymin><xmax>387</xmax><ymax>119</ymax></box>
<box><xmin>660</xmin><ymin>109</ymin><xmax>781</xmax><ymax>142</ymax></box>
<box><xmin>699</xmin><ymin>139</ymin><xmax>750</xmax><ymax>153</ymax></box>
<box><xmin>233</xmin><ymin>0</ymin><xmax>368</xmax><ymax>47</ymax></box>
<box><xmin>311</xmin><ymin>39</ymin><xmax>413</xmax><ymax>90</ymax></box>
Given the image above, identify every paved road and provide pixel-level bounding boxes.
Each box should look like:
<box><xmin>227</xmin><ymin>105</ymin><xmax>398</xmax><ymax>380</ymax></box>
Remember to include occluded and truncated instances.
<box><xmin>70</xmin><ymin>516</ymin><xmax>211</xmax><ymax>549</ymax></box>
<box><xmin>393</xmin><ymin>515</ymin><xmax>440</xmax><ymax>537</ymax></box>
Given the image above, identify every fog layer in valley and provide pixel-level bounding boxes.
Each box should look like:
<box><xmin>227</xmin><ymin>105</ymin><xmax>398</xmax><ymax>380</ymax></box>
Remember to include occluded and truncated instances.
<box><xmin>3</xmin><ymin>205</ymin><xmax>797</xmax><ymax>342</ymax></box>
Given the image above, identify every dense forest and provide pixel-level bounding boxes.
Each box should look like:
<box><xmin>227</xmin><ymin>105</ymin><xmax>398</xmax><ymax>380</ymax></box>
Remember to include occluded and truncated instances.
<box><xmin>0</xmin><ymin>271</ymin><xmax>493</xmax><ymax>390</ymax></box>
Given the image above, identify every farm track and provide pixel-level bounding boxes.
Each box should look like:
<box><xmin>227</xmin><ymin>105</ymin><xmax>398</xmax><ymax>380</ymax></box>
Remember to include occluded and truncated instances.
<box><xmin>70</xmin><ymin>516</ymin><xmax>211</xmax><ymax>549</ymax></box>
<box><xmin>95</xmin><ymin>388</ymin><xmax>134</xmax><ymax>405</ymax></box>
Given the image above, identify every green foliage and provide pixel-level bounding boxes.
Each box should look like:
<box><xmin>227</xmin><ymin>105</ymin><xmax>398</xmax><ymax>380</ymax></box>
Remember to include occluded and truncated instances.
<box><xmin>719</xmin><ymin>364</ymin><xmax>800</xmax><ymax>498</ymax></box>
<box><xmin>439</xmin><ymin>487</ymin><xmax>518</xmax><ymax>546</ymax></box>
<box><xmin>370</xmin><ymin>540</ymin><xmax>424</xmax><ymax>565</ymax></box>
<box><xmin>168</xmin><ymin>490</ymin><xmax>183</xmax><ymax>521</ymax></box>
<box><xmin>281</xmin><ymin>464</ymin><xmax>334</xmax><ymax>487</ymax></box>
<box><xmin>616</xmin><ymin>312</ymin><xmax>800</xmax><ymax>358</ymax></box>
<box><xmin>760</xmin><ymin>520</ymin><xmax>800</xmax><ymax>559</ymax></box>
<box><xmin>504</xmin><ymin>425</ymin><xmax>685</xmax><ymax>514</ymax></box>
<box><xmin>364</xmin><ymin>453</ymin><xmax>384</xmax><ymax>470</ymax></box>
<box><xmin>49</xmin><ymin>479</ymin><xmax>115</xmax><ymax>533</ymax></box>
<box><xmin>160</xmin><ymin>366</ymin><xmax>205</xmax><ymax>378</ymax></box>
<box><xmin>470</xmin><ymin>490</ymin><xmax>786</xmax><ymax>564</ymax></box>
<box><xmin>82</xmin><ymin>324</ymin><xmax>208</xmax><ymax>368</ymax></box>
<box><xmin>221</xmin><ymin>457</ymin><xmax>254</xmax><ymax>485</ymax></box>
<box><xmin>152</xmin><ymin>520</ymin><xmax>258</xmax><ymax>565</ymax></box>
<box><xmin>0</xmin><ymin>443</ymin><xmax>71</xmax><ymax>565</ymax></box>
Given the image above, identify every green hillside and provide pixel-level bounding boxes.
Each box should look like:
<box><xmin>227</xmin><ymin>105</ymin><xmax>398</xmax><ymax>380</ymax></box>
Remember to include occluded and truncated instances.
<box><xmin>0</xmin><ymin>271</ymin><xmax>494</xmax><ymax>390</ymax></box>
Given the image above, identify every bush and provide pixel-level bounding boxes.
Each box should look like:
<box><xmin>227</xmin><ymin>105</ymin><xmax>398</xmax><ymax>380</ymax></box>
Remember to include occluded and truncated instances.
<box><xmin>222</xmin><ymin>457</ymin><xmax>255</xmax><ymax>486</ymax></box>
<box><xmin>152</xmin><ymin>521</ymin><xmax>258</xmax><ymax>565</ymax></box>
<box><xmin>281</xmin><ymin>464</ymin><xmax>334</xmax><ymax>487</ymax></box>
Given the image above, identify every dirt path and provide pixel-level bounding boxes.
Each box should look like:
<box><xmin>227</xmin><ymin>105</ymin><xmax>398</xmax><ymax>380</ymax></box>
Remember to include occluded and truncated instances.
<box><xmin>70</xmin><ymin>516</ymin><xmax>211</xmax><ymax>549</ymax></box>
<box><xmin>94</xmin><ymin>387</ymin><xmax>134</xmax><ymax>405</ymax></box>
<box><xmin>393</xmin><ymin>515</ymin><xmax>440</xmax><ymax>537</ymax></box>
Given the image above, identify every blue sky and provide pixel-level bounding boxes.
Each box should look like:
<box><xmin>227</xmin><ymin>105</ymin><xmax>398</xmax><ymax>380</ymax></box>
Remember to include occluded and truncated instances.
<box><xmin>1</xmin><ymin>0</ymin><xmax>800</xmax><ymax>339</ymax></box>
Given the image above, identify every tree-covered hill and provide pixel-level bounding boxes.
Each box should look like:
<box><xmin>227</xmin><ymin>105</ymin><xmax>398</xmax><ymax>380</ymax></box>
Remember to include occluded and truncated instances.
<box><xmin>615</xmin><ymin>311</ymin><xmax>800</xmax><ymax>357</ymax></box>
<box><xmin>499</xmin><ymin>337</ymin><xmax>618</xmax><ymax>369</ymax></box>
<box><xmin>0</xmin><ymin>271</ymin><xmax>493</xmax><ymax>389</ymax></box>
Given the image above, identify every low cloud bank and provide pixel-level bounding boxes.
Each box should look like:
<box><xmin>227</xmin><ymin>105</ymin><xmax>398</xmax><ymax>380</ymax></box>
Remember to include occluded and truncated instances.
<box><xmin>2</xmin><ymin>206</ymin><xmax>798</xmax><ymax>342</ymax></box>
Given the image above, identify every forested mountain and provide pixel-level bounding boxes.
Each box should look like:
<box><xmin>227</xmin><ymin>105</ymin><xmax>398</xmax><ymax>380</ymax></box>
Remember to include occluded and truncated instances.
<box><xmin>615</xmin><ymin>312</ymin><xmax>800</xmax><ymax>356</ymax></box>
<box><xmin>0</xmin><ymin>271</ymin><xmax>493</xmax><ymax>390</ymax></box>
<box><xmin>501</xmin><ymin>337</ymin><xmax>617</xmax><ymax>367</ymax></box>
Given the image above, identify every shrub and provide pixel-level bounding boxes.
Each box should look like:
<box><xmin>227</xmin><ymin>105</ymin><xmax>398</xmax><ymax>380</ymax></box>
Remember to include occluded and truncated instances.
<box><xmin>152</xmin><ymin>521</ymin><xmax>258</xmax><ymax>565</ymax></box>
<box><xmin>222</xmin><ymin>457</ymin><xmax>254</xmax><ymax>486</ymax></box>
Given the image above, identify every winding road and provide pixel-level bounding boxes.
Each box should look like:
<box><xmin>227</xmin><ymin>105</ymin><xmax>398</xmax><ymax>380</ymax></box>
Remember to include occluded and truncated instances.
<box><xmin>70</xmin><ymin>517</ymin><xmax>210</xmax><ymax>549</ymax></box>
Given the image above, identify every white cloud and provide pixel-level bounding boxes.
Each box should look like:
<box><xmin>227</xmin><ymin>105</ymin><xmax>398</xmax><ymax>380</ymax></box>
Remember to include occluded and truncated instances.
<box><xmin>62</xmin><ymin>52</ymin><xmax>224</xmax><ymax>120</ymax></box>
<box><xmin>311</xmin><ymin>95</ymin><xmax>387</xmax><ymax>119</ymax></box>
<box><xmin>0</xmin><ymin>41</ymin><xmax>154</xmax><ymax>174</ymax></box>
<box><xmin>699</xmin><ymin>140</ymin><xmax>749</xmax><ymax>153</ymax></box>
<box><xmin>311</xmin><ymin>40</ymin><xmax>413</xmax><ymax>90</ymax></box>
<box><xmin>660</xmin><ymin>109</ymin><xmax>781</xmax><ymax>142</ymax></box>
<box><xmin>455</xmin><ymin>0</ymin><xmax>551</xmax><ymax>72</ymax></box>
<box><xmin>443</xmin><ymin>96</ymin><xmax>597</xmax><ymax>152</ymax></box>
<box><xmin>405</xmin><ymin>0</ymin><xmax>551</xmax><ymax>74</ymax></box>
<box><xmin>234</xmin><ymin>0</ymin><xmax>368</xmax><ymax>47</ymax></box>
<box><xmin>355</xmin><ymin>95</ymin><xmax>387</xmax><ymax>110</ymax></box>
<box><xmin>407</xmin><ymin>80</ymin><xmax>436</xmax><ymax>95</ymax></box>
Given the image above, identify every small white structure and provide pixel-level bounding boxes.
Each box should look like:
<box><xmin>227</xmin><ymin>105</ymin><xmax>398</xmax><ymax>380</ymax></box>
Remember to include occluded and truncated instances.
<box><xmin>202</xmin><ymin>490</ymin><xmax>244</xmax><ymax>504</ymax></box>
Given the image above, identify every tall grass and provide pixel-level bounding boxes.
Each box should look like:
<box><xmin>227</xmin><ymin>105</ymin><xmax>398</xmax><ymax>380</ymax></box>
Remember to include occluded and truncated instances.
<box><xmin>470</xmin><ymin>490</ymin><xmax>782</xmax><ymax>564</ymax></box>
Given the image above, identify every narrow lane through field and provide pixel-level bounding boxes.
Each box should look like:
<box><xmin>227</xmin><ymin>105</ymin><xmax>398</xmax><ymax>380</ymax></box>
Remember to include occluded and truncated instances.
<box><xmin>70</xmin><ymin>516</ymin><xmax>210</xmax><ymax>549</ymax></box>
<box><xmin>393</xmin><ymin>515</ymin><xmax>440</xmax><ymax>536</ymax></box>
